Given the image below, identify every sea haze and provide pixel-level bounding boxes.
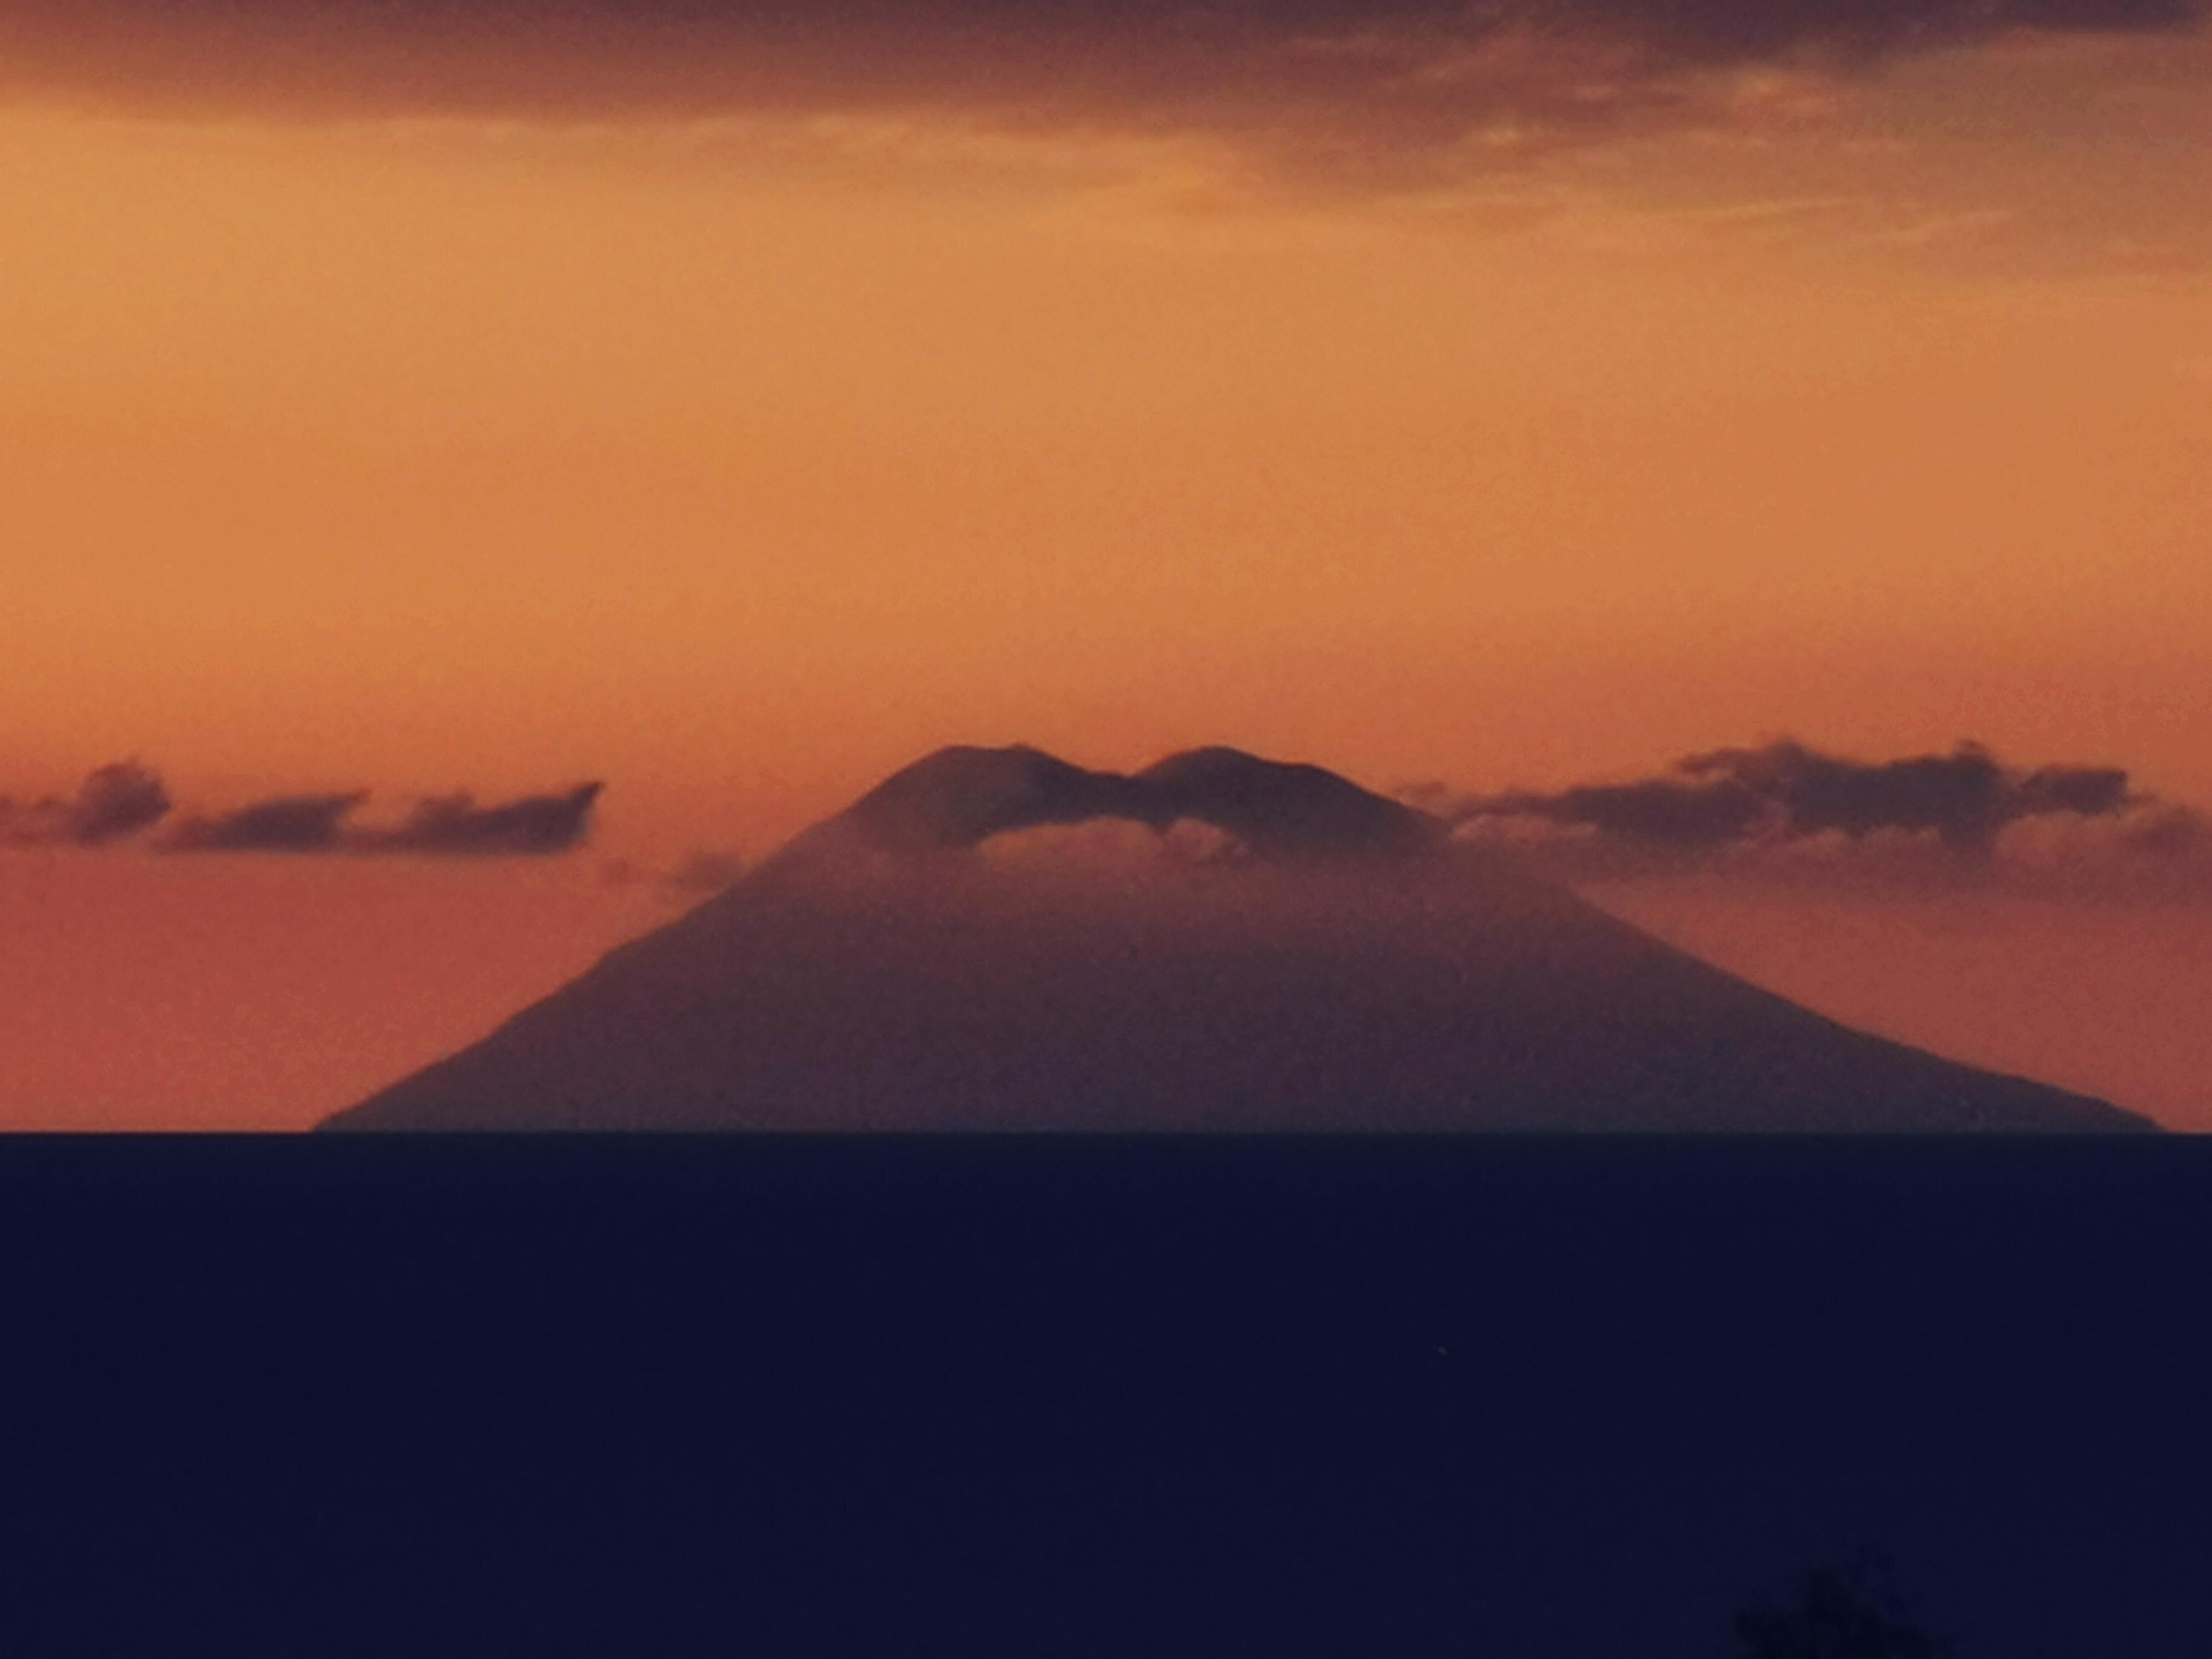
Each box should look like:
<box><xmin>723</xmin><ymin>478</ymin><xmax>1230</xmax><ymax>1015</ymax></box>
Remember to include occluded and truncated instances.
<box><xmin>4</xmin><ymin>1136</ymin><xmax>2205</xmax><ymax>1658</ymax></box>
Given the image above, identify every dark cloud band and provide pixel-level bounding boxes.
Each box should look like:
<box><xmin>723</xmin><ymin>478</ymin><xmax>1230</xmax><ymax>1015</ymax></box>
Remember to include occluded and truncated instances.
<box><xmin>4</xmin><ymin>0</ymin><xmax>2200</xmax><ymax>153</ymax></box>
<box><xmin>15</xmin><ymin>1</ymin><xmax>2195</xmax><ymax>49</ymax></box>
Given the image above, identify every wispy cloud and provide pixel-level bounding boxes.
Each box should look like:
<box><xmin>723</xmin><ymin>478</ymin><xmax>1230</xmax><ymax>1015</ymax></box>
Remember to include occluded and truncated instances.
<box><xmin>657</xmin><ymin>848</ymin><xmax>751</xmax><ymax>896</ymax></box>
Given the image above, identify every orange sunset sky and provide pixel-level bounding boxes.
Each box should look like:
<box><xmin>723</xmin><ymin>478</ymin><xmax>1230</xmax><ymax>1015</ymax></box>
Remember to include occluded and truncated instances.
<box><xmin>4</xmin><ymin>0</ymin><xmax>2209</xmax><ymax>1128</ymax></box>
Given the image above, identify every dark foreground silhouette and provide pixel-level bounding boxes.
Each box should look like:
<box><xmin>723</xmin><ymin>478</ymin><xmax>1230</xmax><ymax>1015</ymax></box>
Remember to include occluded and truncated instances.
<box><xmin>4</xmin><ymin>1138</ymin><xmax>2207</xmax><ymax>1657</ymax></box>
<box><xmin>1736</xmin><ymin>1555</ymin><xmax>1951</xmax><ymax>1658</ymax></box>
<box><xmin>329</xmin><ymin>745</ymin><xmax>2145</xmax><ymax>1131</ymax></box>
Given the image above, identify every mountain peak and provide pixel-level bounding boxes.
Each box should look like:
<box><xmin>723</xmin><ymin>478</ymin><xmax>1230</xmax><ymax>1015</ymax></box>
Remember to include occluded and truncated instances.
<box><xmin>1135</xmin><ymin>747</ymin><xmax>1442</xmax><ymax>857</ymax></box>
<box><xmin>322</xmin><ymin>741</ymin><xmax>2150</xmax><ymax>1134</ymax></box>
<box><xmin>837</xmin><ymin>745</ymin><xmax>1160</xmax><ymax>853</ymax></box>
<box><xmin>832</xmin><ymin>742</ymin><xmax>1441</xmax><ymax>861</ymax></box>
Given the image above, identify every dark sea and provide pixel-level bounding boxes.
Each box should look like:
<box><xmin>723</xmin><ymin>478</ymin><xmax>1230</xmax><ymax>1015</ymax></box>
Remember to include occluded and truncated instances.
<box><xmin>4</xmin><ymin>1136</ymin><xmax>2206</xmax><ymax>1657</ymax></box>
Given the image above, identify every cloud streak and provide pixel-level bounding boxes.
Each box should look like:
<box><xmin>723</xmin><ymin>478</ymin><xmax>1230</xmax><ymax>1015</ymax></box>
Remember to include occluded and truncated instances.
<box><xmin>357</xmin><ymin>784</ymin><xmax>605</xmax><ymax>856</ymax></box>
<box><xmin>163</xmin><ymin>782</ymin><xmax>603</xmax><ymax>856</ymax></box>
<box><xmin>1433</xmin><ymin>739</ymin><xmax>2211</xmax><ymax>896</ymax></box>
<box><xmin>161</xmin><ymin>793</ymin><xmax>372</xmax><ymax>854</ymax></box>
<box><xmin>0</xmin><ymin>764</ymin><xmax>602</xmax><ymax>858</ymax></box>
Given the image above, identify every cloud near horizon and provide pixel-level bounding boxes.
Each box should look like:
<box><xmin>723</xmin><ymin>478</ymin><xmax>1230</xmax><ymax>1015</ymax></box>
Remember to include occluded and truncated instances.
<box><xmin>0</xmin><ymin>762</ymin><xmax>172</xmax><ymax>849</ymax></box>
<box><xmin>1</xmin><ymin>765</ymin><xmax>602</xmax><ymax>858</ymax></box>
<box><xmin>1427</xmin><ymin>739</ymin><xmax>2211</xmax><ymax>896</ymax></box>
<box><xmin>357</xmin><ymin>785</ymin><xmax>607</xmax><ymax>856</ymax></box>
<box><xmin>161</xmin><ymin>792</ymin><xmax>369</xmax><ymax>854</ymax></box>
<box><xmin>165</xmin><ymin>782</ymin><xmax>605</xmax><ymax>856</ymax></box>
<box><xmin>4</xmin><ymin>0</ymin><xmax>2202</xmax><ymax>184</ymax></box>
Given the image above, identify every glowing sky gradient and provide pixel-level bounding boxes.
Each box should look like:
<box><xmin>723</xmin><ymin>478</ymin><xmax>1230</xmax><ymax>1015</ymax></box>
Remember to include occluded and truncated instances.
<box><xmin>4</xmin><ymin>0</ymin><xmax>2209</xmax><ymax>1127</ymax></box>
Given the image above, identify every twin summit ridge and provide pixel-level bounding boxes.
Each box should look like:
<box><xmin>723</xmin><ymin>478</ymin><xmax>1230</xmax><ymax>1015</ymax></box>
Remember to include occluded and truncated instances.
<box><xmin>324</xmin><ymin>744</ymin><xmax>2150</xmax><ymax>1133</ymax></box>
<box><xmin>830</xmin><ymin>744</ymin><xmax>1444</xmax><ymax>859</ymax></box>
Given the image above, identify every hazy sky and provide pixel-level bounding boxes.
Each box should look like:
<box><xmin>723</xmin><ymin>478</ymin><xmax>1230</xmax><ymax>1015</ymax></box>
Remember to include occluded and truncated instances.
<box><xmin>4</xmin><ymin>0</ymin><xmax>2208</xmax><ymax>1127</ymax></box>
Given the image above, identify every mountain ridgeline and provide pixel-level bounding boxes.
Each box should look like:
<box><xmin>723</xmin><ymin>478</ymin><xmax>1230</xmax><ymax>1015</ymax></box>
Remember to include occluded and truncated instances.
<box><xmin>324</xmin><ymin>745</ymin><xmax>2150</xmax><ymax>1132</ymax></box>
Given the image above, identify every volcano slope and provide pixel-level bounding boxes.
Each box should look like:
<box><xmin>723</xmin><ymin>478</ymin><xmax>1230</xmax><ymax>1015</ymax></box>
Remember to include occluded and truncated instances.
<box><xmin>324</xmin><ymin>746</ymin><xmax>2150</xmax><ymax>1132</ymax></box>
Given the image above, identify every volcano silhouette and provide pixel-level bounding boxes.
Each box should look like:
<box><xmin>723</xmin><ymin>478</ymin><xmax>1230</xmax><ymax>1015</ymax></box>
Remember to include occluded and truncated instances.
<box><xmin>324</xmin><ymin>746</ymin><xmax>2150</xmax><ymax>1132</ymax></box>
